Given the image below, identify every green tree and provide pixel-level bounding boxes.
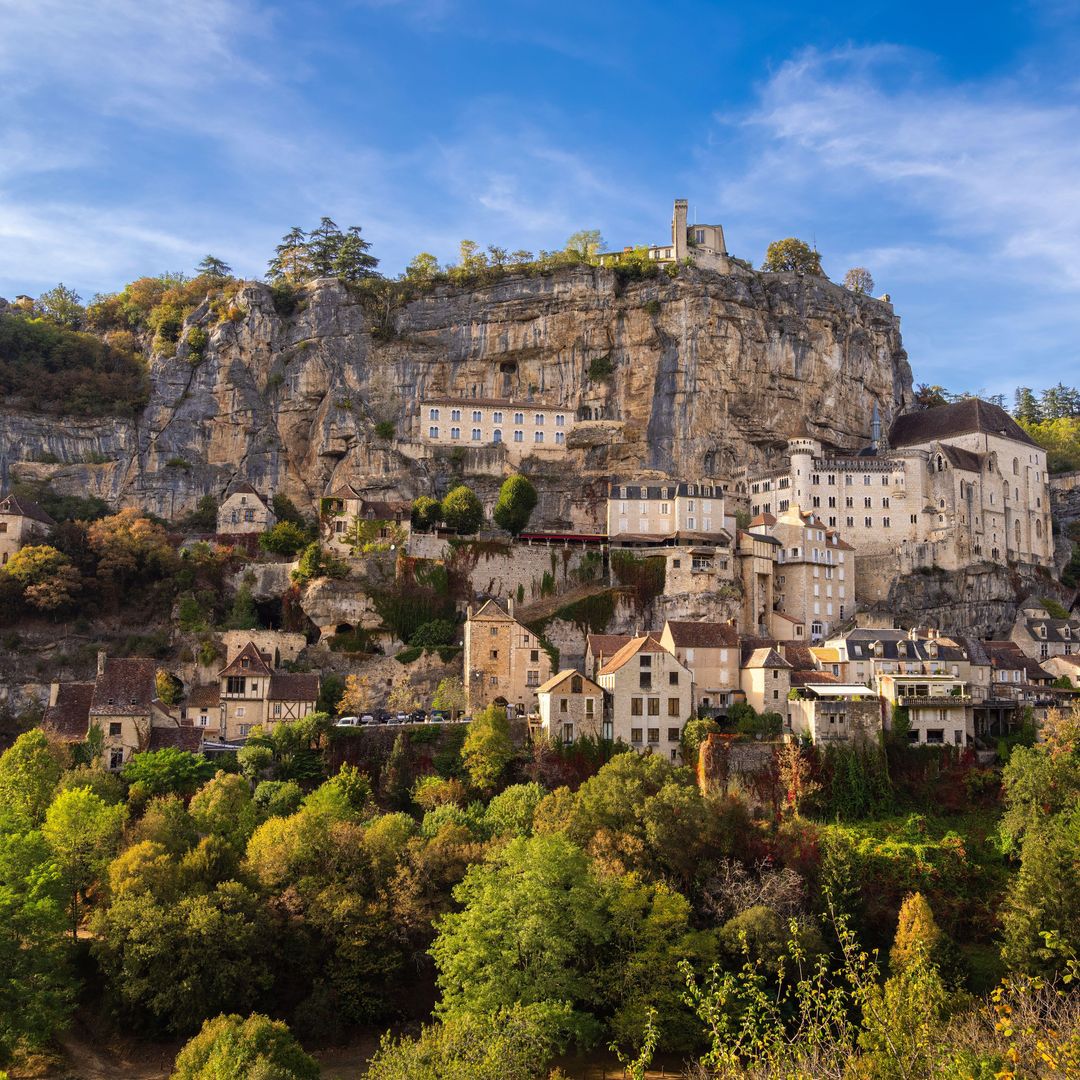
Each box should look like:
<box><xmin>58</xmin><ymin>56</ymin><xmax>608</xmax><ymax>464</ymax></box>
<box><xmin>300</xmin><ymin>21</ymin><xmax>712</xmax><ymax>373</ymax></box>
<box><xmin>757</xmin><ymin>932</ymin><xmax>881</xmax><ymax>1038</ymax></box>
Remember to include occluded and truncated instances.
<box><xmin>461</xmin><ymin>704</ymin><xmax>514</xmax><ymax>791</ymax></box>
<box><xmin>564</xmin><ymin>229</ymin><xmax>604</xmax><ymax>262</ymax></box>
<box><xmin>34</xmin><ymin>282</ymin><xmax>85</xmax><ymax>329</ymax></box>
<box><xmin>0</xmin><ymin>730</ymin><xmax>68</xmax><ymax>826</ymax></box>
<box><xmin>680</xmin><ymin>716</ymin><xmax>720</xmax><ymax>763</ymax></box>
<box><xmin>492</xmin><ymin>474</ymin><xmax>538</xmax><ymax>536</ymax></box>
<box><xmin>0</xmin><ymin>822</ymin><xmax>75</xmax><ymax>1067</ymax></box>
<box><xmin>267</xmin><ymin>226</ymin><xmax>312</xmax><ymax>284</ymax></box>
<box><xmin>224</xmin><ymin>583</ymin><xmax>260</xmax><ymax>630</ymax></box>
<box><xmin>440</xmin><ymin>485</ymin><xmax>484</xmax><ymax>534</ymax></box>
<box><xmin>258</xmin><ymin>521</ymin><xmax>311</xmax><ymax>556</ymax></box>
<box><xmin>195</xmin><ymin>255</ymin><xmax>232</xmax><ymax>281</ymax></box>
<box><xmin>410</xmin><ymin>495</ymin><xmax>441</xmax><ymax>531</ymax></box>
<box><xmin>93</xmin><ymin>880</ymin><xmax>272</xmax><ymax>1033</ymax></box>
<box><xmin>334</xmin><ymin>225</ymin><xmax>380</xmax><ymax>282</ymax></box>
<box><xmin>172</xmin><ymin>1013</ymin><xmax>319</xmax><ymax>1080</ymax></box>
<box><xmin>363</xmin><ymin>1004</ymin><xmax>570</xmax><ymax>1080</ymax></box>
<box><xmin>843</xmin><ymin>266</ymin><xmax>875</xmax><ymax>295</ymax></box>
<box><xmin>183</xmin><ymin>495</ymin><xmax>219</xmax><ymax>531</ymax></box>
<box><xmin>2</xmin><ymin>544</ymin><xmax>81</xmax><ymax>610</ymax></box>
<box><xmin>42</xmin><ymin>787</ymin><xmax>127</xmax><ymax>939</ymax></box>
<box><xmin>404</xmin><ymin>251</ymin><xmax>441</xmax><ymax>285</ymax></box>
<box><xmin>308</xmin><ymin>216</ymin><xmax>343</xmax><ymax>276</ymax></box>
<box><xmin>252</xmin><ymin>779</ymin><xmax>302</xmax><ymax>817</ymax></box>
<box><xmin>484</xmin><ymin>782</ymin><xmax>545</xmax><ymax>837</ymax></box>
<box><xmin>121</xmin><ymin>749</ymin><xmax>215</xmax><ymax>798</ymax></box>
<box><xmin>1014</xmin><ymin>386</ymin><xmax>1041</xmax><ymax>424</ymax></box>
<box><xmin>761</xmin><ymin>238</ymin><xmax>822</xmax><ymax>275</ymax></box>
<box><xmin>189</xmin><ymin>772</ymin><xmax>260</xmax><ymax>851</ymax></box>
<box><xmin>432</xmin><ymin>676</ymin><xmax>467</xmax><ymax>717</ymax></box>
<box><xmin>380</xmin><ymin>733</ymin><xmax>411</xmax><ymax>808</ymax></box>
<box><xmin>155</xmin><ymin>669</ymin><xmax>182</xmax><ymax>706</ymax></box>
<box><xmin>913</xmin><ymin>383</ymin><xmax>950</xmax><ymax>410</ymax></box>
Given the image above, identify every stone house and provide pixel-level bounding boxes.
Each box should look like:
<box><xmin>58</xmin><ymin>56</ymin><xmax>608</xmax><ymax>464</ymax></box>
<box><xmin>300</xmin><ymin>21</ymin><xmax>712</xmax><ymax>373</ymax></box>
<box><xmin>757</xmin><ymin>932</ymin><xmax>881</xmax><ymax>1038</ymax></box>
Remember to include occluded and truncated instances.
<box><xmin>584</xmin><ymin>633</ymin><xmax>637</xmax><ymax>679</ymax></box>
<box><xmin>737</xmin><ymin>529</ymin><xmax>780</xmax><ymax>636</ymax></box>
<box><xmin>536</xmin><ymin>669</ymin><xmax>606</xmax><ymax>743</ymax></box>
<box><xmin>606</xmin><ymin>479</ymin><xmax>730</xmax><ymax>538</ymax></box>
<box><xmin>739</xmin><ymin>646</ymin><xmax>792</xmax><ymax>715</ymax></box>
<box><xmin>43</xmin><ymin>653</ymin><xmax>187</xmax><ymax>769</ymax></box>
<box><xmin>598</xmin><ymin>199</ymin><xmax>731</xmax><ymax>272</ymax></box>
<box><xmin>211</xmin><ymin>641</ymin><xmax>320</xmax><ymax>741</ymax></box>
<box><xmin>1009</xmin><ymin>605</ymin><xmax>1080</xmax><ymax>662</ymax></box>
<box><xmin>596</xmin><ymin>634</ymin><xmax>694</xmax><ymax>762</ymax></box>
<box><xmin>419</xmin><ymin>398</ymin><xmax>574</xmax><ymax>464</ymax></box>
<box><xmin>750</xmin><ymin>507</ymin><xmax>854</xmax><ymax>639</ymax></box>
<box><xmin>787</xmin><ymin>680</ymin><xmax>881</xmax><ymax>744</ymax></box>
<box><xmin>463</xmin><ymin>599</ymin><xmax>553</xmax><ymax>717</ymax></box>
<box><xmin>0</xmin><ymin>493</ymin><xmax>55</xmax><ymax>565</ymax></box>
<box><xmin>216</xmin><ymin>484</ymin><xmax>275</xmax><ymax>536</ymax></box>
<box><xmin>876</xmin><ymin>670</ymin><xmax>973</xmax><ymax>746</ymax></box>
<box><xmin>322</xmin><ymin>483</ymin><xmax>410</xmax><ymax>552</ymax></box>
<box><xmin>658</xmin><ymin>620</ymin><xmax>740</xmax><ymax>714</ymax></box>
<box><xmin>1042</xmin><ymin>653</ymin><xmax>1080</xmax><ymax>686</ymax></box>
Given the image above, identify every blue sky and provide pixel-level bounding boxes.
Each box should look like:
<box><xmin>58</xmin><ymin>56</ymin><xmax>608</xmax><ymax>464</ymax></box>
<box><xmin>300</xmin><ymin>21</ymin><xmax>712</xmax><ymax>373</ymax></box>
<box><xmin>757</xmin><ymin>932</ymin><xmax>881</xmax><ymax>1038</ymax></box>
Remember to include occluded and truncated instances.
<box><xmin>2</xmin><ymin>0</ymin><xmax>1079</xmax><ymax>398</ymax></box>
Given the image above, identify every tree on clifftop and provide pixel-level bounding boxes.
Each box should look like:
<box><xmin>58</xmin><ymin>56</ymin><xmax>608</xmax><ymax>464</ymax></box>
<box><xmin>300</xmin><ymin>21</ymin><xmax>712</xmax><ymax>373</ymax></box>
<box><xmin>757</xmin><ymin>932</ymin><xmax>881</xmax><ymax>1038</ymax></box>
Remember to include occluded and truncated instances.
<box><xmin>843</xmin><ymin>267</ymin><xmax>875</xmax><ymax>295</ymax></box>
<box><xmin>761</xmin><ymin>238</ymin><xmax>822</xmax><ymax>275</ymax></box>
<box><xmin>195</xmin><ymin>255</ymin><xmax>232</xmax><ymax>281</ymax></box>
<box><xmin>492</xmin><ymin>474</ymin><xmax>538</xmax><ymax>536</ymax></box>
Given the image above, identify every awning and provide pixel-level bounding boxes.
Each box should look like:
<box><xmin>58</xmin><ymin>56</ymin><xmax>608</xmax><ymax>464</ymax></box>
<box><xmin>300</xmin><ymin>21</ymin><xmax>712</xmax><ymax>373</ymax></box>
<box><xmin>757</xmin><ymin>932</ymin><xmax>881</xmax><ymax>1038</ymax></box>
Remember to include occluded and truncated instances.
<box><xmin>805</xmin><ymin>685</ymin><xmax>876</xmax><ymax>697</ymax></box>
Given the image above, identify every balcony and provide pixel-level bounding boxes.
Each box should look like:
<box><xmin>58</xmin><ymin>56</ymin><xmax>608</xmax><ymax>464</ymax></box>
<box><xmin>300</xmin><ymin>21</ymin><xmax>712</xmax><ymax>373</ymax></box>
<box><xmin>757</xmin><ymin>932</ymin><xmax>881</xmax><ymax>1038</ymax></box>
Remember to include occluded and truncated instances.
<box><xmin>897</xmin><ymin>694</ymin><xmax>972</xmax><ymax>707</ymax></box>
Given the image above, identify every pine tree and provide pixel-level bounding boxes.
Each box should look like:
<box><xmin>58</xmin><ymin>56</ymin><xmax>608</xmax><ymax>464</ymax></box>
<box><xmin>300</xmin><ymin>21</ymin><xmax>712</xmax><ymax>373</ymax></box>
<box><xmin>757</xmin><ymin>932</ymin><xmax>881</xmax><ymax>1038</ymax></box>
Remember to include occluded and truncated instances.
<box><xmin>334</xmin><ymin>225</ymin><xmax>379</xmax><ymax>281</ymax></box>
<box><xmin>266</xmin><ymin>226</ymin><xmax>310</xmax><ymax>283</ymax></box>
<box><xmin>890</xmin><ymin>891</ymin><xmax>943</xmax><ymax>975</ymax></box>
<box><xmin>1014</xmin><ymin>387</ymin><xmax>1041</xmax><ymax>423</ymax></box>
<box><xmin>380</xmin><ymin>732</ymin><xmax>411</xmax><ymax>808</ymax></box>
<box><xmin>196</xmin><ymin>255</ymin><xmax>232</xmax><ymax>280</ymax></box>
<box><xmin>307</xmin><ymin>216</ymin><xmax>343</xmax><ymax>277</ymax></box>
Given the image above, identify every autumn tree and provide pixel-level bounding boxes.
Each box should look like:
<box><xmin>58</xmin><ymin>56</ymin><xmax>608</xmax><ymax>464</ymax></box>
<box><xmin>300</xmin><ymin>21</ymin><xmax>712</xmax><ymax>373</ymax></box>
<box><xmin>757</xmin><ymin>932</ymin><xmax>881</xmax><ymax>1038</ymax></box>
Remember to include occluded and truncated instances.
<box><xmin>890</xmin><ymin>892</ymin><xmax>943</xmax><ymax>974</ymax></box>
<box><xmin>913</xmin><ymin>383</ymin><xmax>950</xmax><ymax>410</ymax></box>
<box><xmin>843</xmin><ymin>266</ymin><xmax>875</xmax><ymax>295</ymax></box>
<box><xmin>761</xmin><ymin>238</ymin><xmax>822</xmax><ymax>275</ymax></box>
<box><xmin>776</xmin><ymin>740</ymin><xmax>820</xmax><ymax>817</ymax></box>
<box><xmin>337</xmin><ymin>673</ymin><xmax>372</xmax><ymax>717</ymax></box>
<box><xmin>2</xmin><ymin>544</ymin><xmax>81</xmax><ymax>610</ymax></box>
<box><xmin>492</xmin><ymin>474</ymin><xmax>538</xmax><ymax>536</ymax></box>
<box><xmin>404</xmin><ymin>252</ymin><xmax>441</xmax><ymax>284</ymax></box>
<box><xmin>87</xmin><ymin>508</ymin><xmax>174</xmax><ymax>590</ymax></box>
<box><xmin>432</xmin><ymin>676</ymin><xmax>467</xmax><ymax>717</ymax></box>
<box><xmin>565</xmin><ymin>229</ymin><xmax>604</xmax><ymax>262</ymax></box>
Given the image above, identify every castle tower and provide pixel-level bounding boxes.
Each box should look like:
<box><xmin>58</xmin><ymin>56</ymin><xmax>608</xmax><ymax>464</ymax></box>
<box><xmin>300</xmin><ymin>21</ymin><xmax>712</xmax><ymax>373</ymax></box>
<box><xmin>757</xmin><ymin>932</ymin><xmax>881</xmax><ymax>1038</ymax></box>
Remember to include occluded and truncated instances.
<box><xmin>672</xmin><ymin>199</ymin><xmax>688</xmax><ymax>262</ymax></box>
<box><xmin>870</xmin><ymin>401</ymin><xmax>881</xmax><ymax>451</ymax></box>
<box><xmin>787</xmin><ymin>433</ymin><xmax>820</xmax><ymax>511</ymax></box>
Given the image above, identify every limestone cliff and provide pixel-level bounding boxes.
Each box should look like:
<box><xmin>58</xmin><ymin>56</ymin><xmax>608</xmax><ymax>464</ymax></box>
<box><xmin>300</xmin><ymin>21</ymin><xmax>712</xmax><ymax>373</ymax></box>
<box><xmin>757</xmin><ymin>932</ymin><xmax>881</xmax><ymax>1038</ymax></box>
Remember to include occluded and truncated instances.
<box><xmin>0</xmin><ymin>265</ymin><xmax>912</xmax><ymax>524</ymax></box>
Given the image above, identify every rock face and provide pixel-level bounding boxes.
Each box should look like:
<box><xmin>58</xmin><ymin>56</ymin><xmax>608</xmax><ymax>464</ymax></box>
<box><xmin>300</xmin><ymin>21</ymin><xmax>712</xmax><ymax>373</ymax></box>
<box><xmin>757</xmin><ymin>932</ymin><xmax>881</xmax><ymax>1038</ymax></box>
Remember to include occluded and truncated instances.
<box><xmin>0</xmin><ymin>266</ymin><xmax>912</xmax><ymax>526</ymax></box>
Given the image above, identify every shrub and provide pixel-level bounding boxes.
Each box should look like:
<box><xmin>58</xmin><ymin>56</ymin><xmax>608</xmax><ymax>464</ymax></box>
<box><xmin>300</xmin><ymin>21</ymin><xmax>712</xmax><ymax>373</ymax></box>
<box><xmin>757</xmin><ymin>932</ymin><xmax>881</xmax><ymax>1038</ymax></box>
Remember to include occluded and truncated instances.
<box><xmin>395</xmin><ymin>646</ymin><xmax>423</xmax><ymax>664</ymax></box>
<box><xmin>172</xmin><ymin>1013</ymin><xmax>319</xmax><ymax>1080</ymax></box>
<box><xmin>492</xmin><ymin>474</ymin><xmax>538</xmax><ymax>536</ymax></box>
<box><xmin>258</xmin><ymin>521</ymin><xmax>311</xmax><ymax>557</ymax></box>
<box><xmin>374</xmin><ymin>420</ymin><xmax>395</xmax><ymax>440</ymax></box>
<box><xmin>409</xmin><ymin>619</ymin><xmax>456</xmax><ymax>648</ymax></box>
<box><xmin>441</xmin><ymin>485</ymin><xmax>484</xmax><ymax>534</ymax></box>
<box><xmin>588</xmin><ymin>354</ymin><xmax>614</xmax><ymax>382</ymax></box>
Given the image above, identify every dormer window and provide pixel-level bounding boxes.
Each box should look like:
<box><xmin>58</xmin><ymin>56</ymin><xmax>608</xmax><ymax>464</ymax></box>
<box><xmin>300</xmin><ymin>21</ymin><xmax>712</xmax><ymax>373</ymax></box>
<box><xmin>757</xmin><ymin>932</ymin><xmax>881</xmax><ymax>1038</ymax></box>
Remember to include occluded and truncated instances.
<box><xmin>242</xmin><ymin>657</ymin><xmax>250</xmax><ymax>668</ymax></box>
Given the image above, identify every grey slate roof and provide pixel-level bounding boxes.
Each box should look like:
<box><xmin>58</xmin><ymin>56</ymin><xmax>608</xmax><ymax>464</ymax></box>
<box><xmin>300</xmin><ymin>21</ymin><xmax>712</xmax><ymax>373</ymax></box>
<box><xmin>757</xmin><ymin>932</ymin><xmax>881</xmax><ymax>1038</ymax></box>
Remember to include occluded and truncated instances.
<box><xmin>888</xmin><ymin>398</ymin><xmax>1036</xmax><ymax>449</ymax></box>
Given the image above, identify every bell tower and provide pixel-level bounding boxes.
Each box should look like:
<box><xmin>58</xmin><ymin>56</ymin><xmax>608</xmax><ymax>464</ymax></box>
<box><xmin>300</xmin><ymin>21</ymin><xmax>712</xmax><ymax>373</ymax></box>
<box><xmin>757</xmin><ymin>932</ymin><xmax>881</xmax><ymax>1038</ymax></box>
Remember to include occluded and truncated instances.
<box><xmin>672</xmin><ymin>199</ymin><xmax>688</xmax><ymax>262</ymax></box>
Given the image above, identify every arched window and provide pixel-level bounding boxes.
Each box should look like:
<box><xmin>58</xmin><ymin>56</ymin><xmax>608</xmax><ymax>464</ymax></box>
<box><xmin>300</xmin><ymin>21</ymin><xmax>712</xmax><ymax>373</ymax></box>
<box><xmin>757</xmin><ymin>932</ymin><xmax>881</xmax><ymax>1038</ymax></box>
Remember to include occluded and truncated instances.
<box><xmin>936</xmin><ymin>454</ymin><xmax>944</xmax><ymax>472</ymax></box>
<box><xmin>1013</xmin><ymin>458</ymin><xmax>1019</xmax><ymax>475</ymax></box>
<box><xmin>1014</xmin><ymin>520</ymin><xmax>1021</xmax><ymax>544</ymax></box>
<box><xmin>1036</xmin><ymin>519</ymin><xmax>1043</xmax><ymax>539</ymax></box>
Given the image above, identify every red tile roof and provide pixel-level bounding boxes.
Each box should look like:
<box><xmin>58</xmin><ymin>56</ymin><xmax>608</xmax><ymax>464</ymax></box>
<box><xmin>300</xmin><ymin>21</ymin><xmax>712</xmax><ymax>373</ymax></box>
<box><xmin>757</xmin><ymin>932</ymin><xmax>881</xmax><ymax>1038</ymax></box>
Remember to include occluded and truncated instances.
<box><xmin>219</xmin><ymin>642</ymin><xmax>274</xmax><ymax>678</ymax></box>
<box><xmin>663</xmin><ymin>621</ymin><xmax>739</xmax><ymax>649</ymax></box>
<box><xmin>186</xmin><ymin>684</ymin><xmax>221</xmax><ymax>709</ymax></box>
<box><xmin>148</xmin><ymin>727</ymin><xmax>205</xmax><ymax>752</ymax></box>
<box><xmin>268</xmin><ymin>673</ymin><xmax>320</xmax><ymax>702</ymax></box>
<box><xmin>598</xmin><ymin>634</ymin><xmax>671</xmax><ymax>676</ymax></box>
<box><xmin>90</xmin><ymin>658</ymin><xmax>159</xmax><ymax>716</ymax></box>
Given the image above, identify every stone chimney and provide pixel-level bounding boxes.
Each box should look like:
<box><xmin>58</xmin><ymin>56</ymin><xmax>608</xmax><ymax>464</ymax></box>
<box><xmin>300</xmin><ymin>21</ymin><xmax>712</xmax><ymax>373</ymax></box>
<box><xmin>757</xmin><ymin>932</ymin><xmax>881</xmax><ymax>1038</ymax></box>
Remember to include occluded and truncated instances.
<box><xmin>48</xmin><ymin>682</ymin><xmax>60</xmax><ymax>707</ymax></box>
<box><xmin>507</xmin><ymin>596</ymin><xmax>515</xmax><ymax>618</ymax></box>
<box><xmin>96</xmin><ymin>649</ymin><xmax>107</xmax><ymax>677</ymax></box>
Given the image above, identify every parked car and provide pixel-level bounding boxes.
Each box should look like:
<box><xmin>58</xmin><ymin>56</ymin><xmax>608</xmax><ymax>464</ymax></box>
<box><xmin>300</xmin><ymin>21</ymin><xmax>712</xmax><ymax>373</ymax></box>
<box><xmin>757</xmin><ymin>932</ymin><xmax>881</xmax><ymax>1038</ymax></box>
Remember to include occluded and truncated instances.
<box><xmin>395</xmin><ymin>712</ymin><xmax>409</xmax><ymax>724</ymax></box>
<box><xmin>374</xmin><ymin>709</ymin><xmax>391</xmax><ymax>723</ymax></box>
<box><xmin>335</xmin><ymin>716</ymin><xmax>360</xmax><ymax>727</ymax></box>
<box><xmin>429</xmin><ymin>711</ymin><xmax>448</xmax><ymax>724</ymax></box>
<box><xmin>411</xmin><ymin>709</ymin><xmax>427</xmax><ymax>723</ymax></box>
<box><xmin>459</xmin><ymin>715</ymin><xmax>472</xmax><ymax>724</ymax></box>
<box><xmin>360</xmin><ymin>714</ymin><xmax>376</xmax><ymax>725</ymax></box>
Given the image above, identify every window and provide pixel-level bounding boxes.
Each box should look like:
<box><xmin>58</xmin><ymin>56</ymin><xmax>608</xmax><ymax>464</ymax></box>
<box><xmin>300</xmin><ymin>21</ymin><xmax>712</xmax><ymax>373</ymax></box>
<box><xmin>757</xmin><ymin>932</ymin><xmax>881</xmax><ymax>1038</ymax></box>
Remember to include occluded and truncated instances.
<box><xmin>864</xmin><ymin>496</ymin><xmax>873</xmax><ymax>508</ymax></box>
<box><xmin>493</xmin><ymin>429</ymin><xmax>502</xmax><ymax>443</ymax></box>
<box><xmin>631</xmin><ymin>727</ymin><xmax>643</xmax><ymax>744</ymax></box>
<box><xmin>198</xmin><ymin>714</ymin><xmax>209</xmax><ymax>727</ymax></box>
<box><xmin>631</xmin><ymin>698</ymin><xmax>643</xmax><ymax>716</ymax></box>
<box><xmin>668</xmin><ymin>697</ymin><xmax>680</xmax><ymax>716</ymax></box>
<box><xmin>514</xmin><ymin>412</ymin><xmax>524</xmax><ymax>424</ymax></box>
<box><xmin>647</xmin><ymin>697</ymin><xmax>660</xmax><ymax>715</ymax></box>
<box><xmin>602</xmin><ymin>718</ymin><xmax>613</xmax><ymax>740</ymax></box>
<box><xmin>556</xmin><ymin>414</ymin><xmax>565</xmax><ymax>427</ymax></box>
<box><xmin>647</xmin><ymin>727</ymin><xmax>660</xmax><ymax>744</ymax></box>
<box><xmin>534</xmin><ymin>414</ymin><xmax>544</xmax><ymax>425</ymax></box>
<box><xmin>472</xmin><ymin>410</ymin><xmax>482</xmax><ymax>423</ymax></box>
<box><xmin>244</xmin><ymin>508</ymin><xmax>255</xmax><ymax>522</ymax></box>
<box><xmin>451</xmin><ymin>427</ymin><xmax>460</xmax><ymax>439</ymax></box>
<box><xmin>530</xmin><ymin>649</ymin><xmax>540</xmax><ymax>663</ymax></box>
<box><xmin>555</xmin><ymin>431</ymin><xmax>564</xmax><ymax>444</ymax></box>
<box><xmin>534</xmin><ymin>431</ymin><xmax>544</xmax><ymax>443</ymax></box>
<box><xmin>429</xmin><ymin>408</ymin><xmax>440</xmax><ymax>420</ymax></box>
<box><xmin>526</xmin><ymin>670</ymin><xmax>540</xmax><ymax>686</ymax></box>
<box><xmin>472</xmin><ymin>428</ymin><xmax>481</xmax><ymax>440</ymax></box>
<box><xmin>882</xmin><ymin>497</ymin><xmax>889</xmax><ymax>508</ymax></box>
<box><xmin>514</xmin><ymin>430</ymin><xmax>523</xmax><ymax>442</ymax></box>
<box><xmin>429</xmin><ymin>426</ymin><xmax>439</xmax><ymax>438</ymax></box>
<box><xmin>451</xmin><ymin>409</ymin><xmax>461</xmax><ymax>421</ymax></box>
<box><xmin>559</xmin><ymin>698</ymin><xmax>568</xmax><ymax>713</ymax></box>
<box><xmin>669</xmin><ymin>671</ymin><xmax>679</xmax><ymax>686</ymax></box>
<box><xmin>883</xmin><ymin>517</ymin><xmax>890</xmax><ymax>528</ymax></box>
<box><xmin>235</xmin><ymin>706</ymin><xmax>246</xmax><ymax>718</ymax></box>
<box><xmin>109</xmin><ymin>748</ymin><xmax>124</xmax><ymax>770</ymax></box>
<box><xmin>492</xmin><ymin>411</ymin><xmax>502</xmax><ymax>423</ymax></box>
<box><xmin>490</xmin><ymin>626</ymin><xmax>498</xmax><ymax>636</ymax></box>
<box><xmin>238</xmin><ymin>724</ymin><xmax>251</xmax><ymax>737</ymax></box>
<box><xmin>668</xmin><ymin>727</ymin><xmax>681</xmax><ymax>742</ymax></box>
<box><xmin>864</xmin><ymin>516</ymin><xmax>872</xmax><ymax>528</ymax></box>
<box><xmin>226</xmin><ymin>676</ymin><xmax>246</xmax><ymax>695</ymax></box>
<box><xmin>273</xmin><ymin>703</ymin><xmax>282</xmax><ymax>717</ymax></box>
<box><xmin>490</xmin><ymin>649</ymin><xmax>499</xmax><ymax>659</ymax></box>
<box><xmin>845</xmin><ymin>496</ymin><xmax>853</xmax><ymax>508</ymax></box>
<box><xmin>562</xmin><ymin>722</ymin><xmax>574</xmax><ymax>743</ymax></box>
<box><xmin>108</xmin><ymin>722</ymin><xmax>122</xmax><ymax>736</ymax></box>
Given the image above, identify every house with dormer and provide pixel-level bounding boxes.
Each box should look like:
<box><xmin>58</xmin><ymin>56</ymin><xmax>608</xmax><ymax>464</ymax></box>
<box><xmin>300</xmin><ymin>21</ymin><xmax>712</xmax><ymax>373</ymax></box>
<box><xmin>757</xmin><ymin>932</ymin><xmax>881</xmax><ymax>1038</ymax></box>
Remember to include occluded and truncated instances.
<box><xmin>0</xmin><ymin>493</ymin><xmax>55</xmax><ymax>565</ymax></box>
<box><xmin>536</xmin><ymin>670</ymin><xmax>606</xmax><ymax>743</ymax></box>
<box><xmin>216</xmin><ymin>484</ymin><xmax>276</xmax><ymax>537</ymax></box>
<box><xmin>1010</xmin><ymin>605</ymin><xmax>1080</xmax><ymax>662</ymax></box>
<box><xmin>212</xmin><ymin>641</ymin><xmax>320</xmax><ymax>740</ymax></box>
<box><xmin>464</xmin><ymin>598</ymin><xmax>553</xmax><ymax>717</ymax></box>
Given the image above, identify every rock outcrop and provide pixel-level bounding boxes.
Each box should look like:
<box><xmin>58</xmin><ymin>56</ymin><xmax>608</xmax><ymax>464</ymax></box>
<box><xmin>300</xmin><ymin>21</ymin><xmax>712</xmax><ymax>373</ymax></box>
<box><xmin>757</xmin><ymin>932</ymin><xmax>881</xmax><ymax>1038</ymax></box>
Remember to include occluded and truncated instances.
<box><xmin>0</xmin><ymin>265</ymin><xmax>912</xmax><ymax>528</ymax></box>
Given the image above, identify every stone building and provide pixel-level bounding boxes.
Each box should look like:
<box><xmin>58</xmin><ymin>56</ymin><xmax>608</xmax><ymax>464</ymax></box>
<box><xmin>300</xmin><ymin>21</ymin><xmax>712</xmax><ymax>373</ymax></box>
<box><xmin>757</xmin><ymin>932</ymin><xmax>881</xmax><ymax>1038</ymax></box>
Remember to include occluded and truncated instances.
<box><xmin>419</xmin><ymin>398</ymin><xmax>574</xmax><ymax>463</ymax></box>
<box><xmin>743</xmin><ymin>400</ymin><xmax>1054</xmax><ymax>600</ymax></box>
<box><xmin>749</xmin><ymin>508</ymin><xmax>854</xmax><ymax>639</ymax></box>
<box><xmin>217</xmin><ymin>483</ymin><xmax>275</xmax><ymax>536</ymax></box>
<box><xmin>658</xmin><ymin>619</ymin><xmax>740</xmax><ymax>713</ymax></box>
<box><xmin>1009</xmin><ymin>604</ymin><xmax>1080</xmax><ymax>662</ymax></box>
<box><xmin>322</xmin><ymin>483</ymin><xmax>410</xmax><ymax>552</ymax></box>
<box><xmin>787</xmin><ymin>683</ymin><xmax>881</xmax><ymax>744</ymax></box>
<box><xmin>598</xmin><ymin>199</ymin><xmax>730</xmax><ymax>271</ymax></box>
<box><xmin>43</xmin><ymin>653</ymin><xmax>186</xmax><ymax>769</ymax></box>
<box><xmin>536</xmin><ymin>669</ymin><xmax>606</xmax><ymax>742</ymax></box>
<box><xmin>0</xmin><ymin>493</ymin><xmax>55</xmax><ymax>565</ymax></box>
<box><xmin>464</xmin><ymin>599</ymin><xmax>553</xmax><ymax>717</ymax></box>
<box><xmin>585</xmin><ymin>633</ymin><xmax>638</xmax><ymax>679</ymax></box>
<box><xmin>211</xmin><ymin>641</ymin><xmax>320</xmax><ymax>740</ymax></box>
<box><xmin>606</xmin><ymin>479</ymin><xmax>730</xmax><ymax>537</ymax></box>
<box><xmin>737</xmin><ymin>529</ymin><xmax>780</xmax><ymax>636</ymax></box>
<box><xmin>596</xmin><ymin>634</ymin><xmax>694</xmax><ymax>762</ymax></box>
<box><xmin>739</xmin><ymin>646</ymin><xmax>792</xmax><ymax>715</ymax></box>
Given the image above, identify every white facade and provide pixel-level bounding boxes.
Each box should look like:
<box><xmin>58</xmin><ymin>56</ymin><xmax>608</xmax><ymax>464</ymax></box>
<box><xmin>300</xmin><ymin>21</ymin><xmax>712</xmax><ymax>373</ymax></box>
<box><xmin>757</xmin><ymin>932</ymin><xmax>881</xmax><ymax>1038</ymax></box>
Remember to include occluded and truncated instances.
<box><xmin>420</xmin><ymin>398</ymin><xmax>574</xmax><ymax>463</ymax></box>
